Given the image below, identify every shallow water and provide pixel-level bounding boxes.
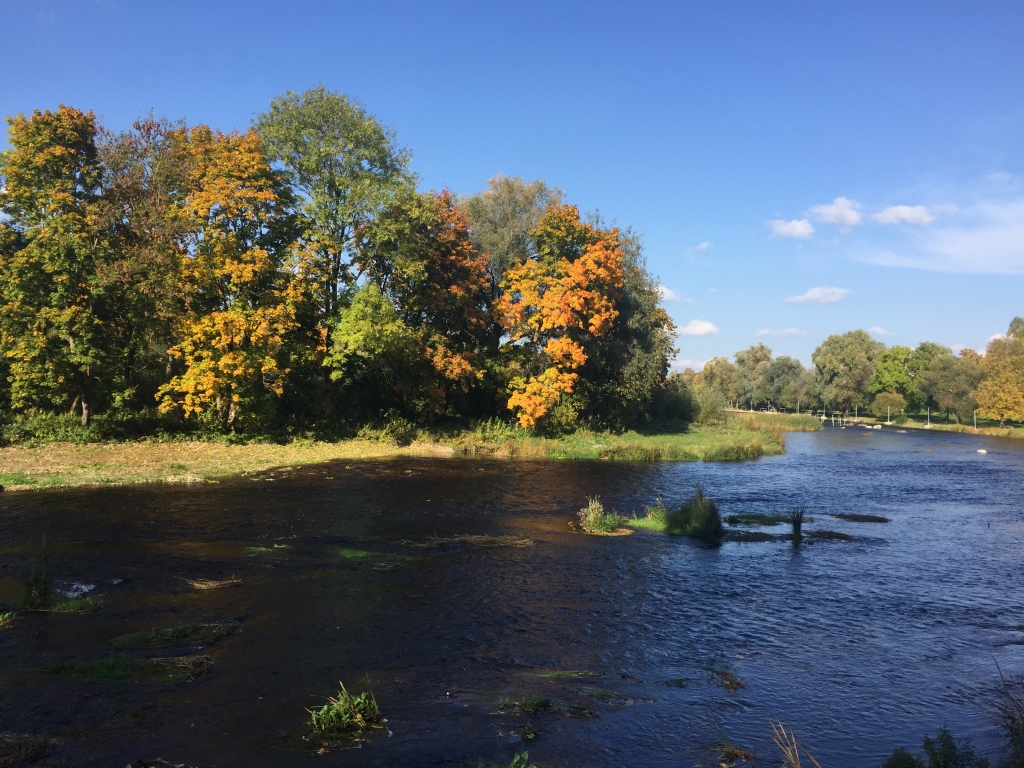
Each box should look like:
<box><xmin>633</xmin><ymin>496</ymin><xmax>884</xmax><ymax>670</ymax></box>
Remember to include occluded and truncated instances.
<box><xmin>1</xmin><ymin>426</ymin><xmax>1023</xmax><ymax>767</ymax></box>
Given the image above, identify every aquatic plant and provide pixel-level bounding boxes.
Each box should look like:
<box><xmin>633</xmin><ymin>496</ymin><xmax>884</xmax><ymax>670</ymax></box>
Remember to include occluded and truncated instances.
<box><xmin>113</xmin><ymin>622</ymin><xmax>239</xmax><ymax>648</ymax></box>
<box><xmin>833</xmin><ymin>513</ymin><xmax>889</xmax><ymax>523</ymax></box>
<box><xmin>789</xmin><ymin>508</ymin><xmax>805</xmax><ymax>544</ymax></box>
<box><xmin>769</xmin><ymin>719</ymin><xmax>823</xmax><ymax>768</ymax></box>
<box><xmin>627</xmin><ymin>486</ymin><xmax>723</xmax><ymax>543</ymax></box>
<box><xmin>477</xmin><ymin>753</ymin><xmax>537</xmax><ymax>768</ymax></box>
<box><xmin>21</xmin><ymin>546</ymin><xmax>51</xmax><ymax>610</ymax></box>
<box><xmin>0</xmin><ymin>732</ymin><xmax>54</xmax><ymax>766</ymax></box>
<box><xmin>50</xmin><ymin>596</ymin><xmax>99</xmax><ymax>613</ymax></box>
<box><xmin>518</xmin><ymin>696</ymin><xmax>553</xmax><ymax>714</ymax></box>
<box><xmin>881</xmin><ymin>727</ymin><xmax>989</xmax><ymax>768</ymax></box>
<box><xmin>725</xmin><ymin>513</ymin><xmax>792</xmax><ymax>526</ymax></box>
<box><xmin>0</xmin><ymin>612</ymin><xmax>15</xmax><ymax>628</ymax></box>
<box><xmin>46</xmin><ymin>653</ymin><xmax>212</xmax><ymax>683</ymax></box>
<box><xmin>975</xmin><ymin>666</ymin><xmax>1024</xmax><ymax>768</ymax></box>
<box><xmin>577</xmin><ymin>496</ymin><xmax>625</xmax><ymax>534</ymax></box>
<box><xmin>806</xmin><ymin>529</ymin><xmax>853</xmax><ymax>541</ymax></box>
<box><xmin>307</xmin><ymin>682</ymin><xmax>381</xmax><ymax>737</ymax></box>
<box><xmin>177</xmin><ymin>576</ymin><xmax>241</xmax><ymax>590</ymax></box>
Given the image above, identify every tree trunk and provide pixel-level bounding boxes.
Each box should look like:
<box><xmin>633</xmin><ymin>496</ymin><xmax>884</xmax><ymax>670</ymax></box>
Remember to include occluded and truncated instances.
<box><xmin>80</xmin><ymin>397</ymin><xmax>90</xmax><ymax>427</ymax></box>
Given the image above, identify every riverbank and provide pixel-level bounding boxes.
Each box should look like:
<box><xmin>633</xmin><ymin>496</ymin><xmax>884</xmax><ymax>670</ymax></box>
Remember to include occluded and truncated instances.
<box><xmin>0</xmin><ymin>413</ymin><xmax>817</xmax><ymax>492</ymax></box>
<box><xmin>825</xmin><ymin>413</ymin><xmax>1024</xmax><ymax>439</ymax></box>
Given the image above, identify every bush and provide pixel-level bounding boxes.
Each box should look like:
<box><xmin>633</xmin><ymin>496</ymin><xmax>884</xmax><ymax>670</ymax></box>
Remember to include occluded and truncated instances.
<box><xmin>696</xmin><ymin>388</ymin><xmax>727</xmax><ymax>426</ymax></box>
<box><xmin>577</xmin><ymin>496</ymin><xmax>625</xmax><ymax>533</ymax></box>
<box><xmin>872</xmin><ymin>392</ymin><xmax>907</xmax><ymax>421</ymax></box>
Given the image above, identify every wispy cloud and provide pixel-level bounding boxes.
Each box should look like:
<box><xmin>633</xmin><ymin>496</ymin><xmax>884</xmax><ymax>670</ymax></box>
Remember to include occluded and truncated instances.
<box><xmin>677</xmin><ymin>319</ymin><xmax>720</xmax><ymax>336</ymax></box>
<box><xmin>757</xmin><ymin>327</ymin><xmax>808</xmax><ymax>337</ymax></box>
<box><xmin>873</xmin><ymin>205</ymin><xmax>935</xmax><ymax>226</ymax></box>
<box><xmin>671</xmin><ymin>358</ymin><xmax>706</xmax><ymax>371</ymax></box>
<box><xmin>696</xmin><ymin>241</ymin><xmax>712</xmax><ymax>251</ymax></box>
<box><xmin>861</xmin><ymin>199</ymin><xmax>1024</xmax><ymax>274</ymax></box>
<box><xmin>868</xmin><ymin>326</ymin><xmax>893</xmax><ymax>336</ymax></box>
<box><xmin>809</xmin><ymin>196</ymin><xmax>862</xmax><ymax>227</ymax></box>
<box><xmin>769</xmin><ymin>219</ymin><xmax>814</xmax><ymax>239</ymax></box>
<box><xmin>784</xmin><ymin>286</ymin><xmax>850</xmax><ymax>304</ymax></box>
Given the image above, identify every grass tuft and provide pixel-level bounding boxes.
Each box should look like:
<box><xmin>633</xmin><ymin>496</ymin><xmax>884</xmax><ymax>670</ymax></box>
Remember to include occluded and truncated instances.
<box><xmin>518</xmin><ymin>696</ymin><xmax>553</xmax><ymax>714</ymax></box>
<box><xmin>577</xmin><ymin>496</ymin><xmax>626</xmax><ymax>534</ymax></box>
<box><xmin>50</xmin><ymin>596</ymin><xmax>99</xmax><ymax>613</ymax></box>
<box><xmin>21</xmin><ymin>548</ymin><xmax>51</xmax><ymax>610</ymax></box>
<box><xmin>112</xmin><ymin>622</ymin><xmax>239</xmax><ymax>648</ymax></box>
<box><xmin>46</xmin><ymin>653</ymin><xmax>212</xmax><ymax>683</ymax></box>
<box><xmin>628</xmin><ymin>486</ymin><xmax>723</xmax><ymax>544</ymax></box>
<box><xmin>0</xmin><ymin>612</ymin><xmax>15</xmax><ymax>628</ymax></box>
<box><xmin>307</xmin><ymin>682</ymin><xmax>381</xmax><ymax>738</ymax></box>
<box><xmin>769</xmin><ymin>719</ymin><xmax>823</xmax><ymax>768</ymax></box>
<box><xmin>789</xmin><ymin>508</ymin><xmax>805</xmax><ymax>545</ymax></box>
<box><xmin>0</xmin><ymin>732</ymin><xmax>56</xmax><ymax>766</ymax></box>
<box><xmin>832</xmin><ymin>513</ymin><xmax>889</xmax><ymax>523</ymax></box>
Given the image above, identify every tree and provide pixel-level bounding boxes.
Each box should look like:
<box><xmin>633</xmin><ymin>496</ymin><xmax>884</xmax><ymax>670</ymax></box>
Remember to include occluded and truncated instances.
<box><xmin>328</xmin><ymin>190</ymin><xmax>492</xmax><ymax>421</ymax></box>
<box><xmin>976</xmin><ymin>320</ymin><xmax>1024</xmax><ymax>427</ymax></box>
<box><xmin>906</xmin><ymin>341</ymin><xmax>952</xmax><ymax>411</ymax></box>
<box><xmin>96</xmin><ymin>115</ymin><xmax>191</xmax><ymax>410</ymax></box>
<box><xmin>156</xmin><ymin>126</ymin><xmax>298</xmax><ymax>432</ymax></box>
<box><xmin>496</xmin><ymin>204</ymin><xmax>623</xmax><ymax>428</ymax></box>
<box><xmin>0</xmin><ymin>106</ymin><xmax>109</xmax><ymax>425</ymax></box>
<box><xmin>871</xmin><ymin>391</ymin><xmax>907</xmax><ymax>421</ymax></box>
<box><xmin>918</xmin><ymin>353</ymin><xmax>984</xmax><ymax>424</ymax></box>
<box><xmin>870</xmin><ymin>345</ymin><xmax>913</xmax><ymax>396</ymax></box>
<box><xmin>461</xmin><ymin>175</ymin><xmax>564</xmax><ymax>292</ymax></box>
<box><xmin>734</xmin><ymin>343</ymin><xmax>772</xmax><ymax>409</ymax></box>
<box><xmin>755</xmin><ymin>355</ymin><xmax>805</xmax><ymax>411</ymax></box>
<box><xmin>254</xmin><ymin>88</ymin><xmax>413</xmax><ymax>329</ymax></box>
<box><xmin>812</xmin><ymin>330</ymin><xmax>885</xmax><ymax>415</ymax></box>
<box><xmin>696</xmin><ymin>356</ymin><xmax>737</xmax><ymax>404</ymax></box>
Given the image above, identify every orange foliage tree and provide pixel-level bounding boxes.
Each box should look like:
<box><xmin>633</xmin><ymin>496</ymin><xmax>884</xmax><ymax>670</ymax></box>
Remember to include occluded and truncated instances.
<box><xmin>496</xmin><ymin>204</ymin><xmax>624</xmax><ymax>427</ymax></box>
<box><xmin>156</xmin><ymin>126</ymin><xmax>298</xmax><ymax>432</ymax></box>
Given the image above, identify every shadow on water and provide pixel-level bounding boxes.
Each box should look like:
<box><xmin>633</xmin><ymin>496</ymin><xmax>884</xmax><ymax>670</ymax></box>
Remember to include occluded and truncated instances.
<box><xmin>0</xmin><ymin>426</ymin><xmax>1023</xmax><ymax>766</ymax></box>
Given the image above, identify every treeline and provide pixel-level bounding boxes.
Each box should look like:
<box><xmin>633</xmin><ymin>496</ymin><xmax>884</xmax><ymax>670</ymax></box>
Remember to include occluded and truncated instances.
<box><xmin>684</xmin><ymin>320</ymin><xmax>1024</xmax><ymax>427</ymax></box>
<box><xmin>0</xmin><ymin>89</ymin><xmax>683</xmax><ymax>439</ymax></box>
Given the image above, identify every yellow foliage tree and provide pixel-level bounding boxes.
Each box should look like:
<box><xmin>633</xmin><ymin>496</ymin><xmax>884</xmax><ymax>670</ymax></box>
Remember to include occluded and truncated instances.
<box><xmin>497</xmin><ymin>204</ymin><xmax>623</xmax><ymax>427</ymax></box>
<box><xmin>156</xmin><ymin>126</ymin><xmax>298</xmax><ymax>432</ymax></box>
<box><xmin>976</xmin><ymin>328</ymin><xmax>1024</xmax><ymax>426</ymax></box>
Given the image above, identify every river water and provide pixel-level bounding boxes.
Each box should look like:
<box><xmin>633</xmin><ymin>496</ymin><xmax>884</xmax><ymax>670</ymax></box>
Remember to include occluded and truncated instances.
<box><xmin>1</xmin><ymin>426</ymin><xmax>1022</xmax><ymax>767</ymax></box>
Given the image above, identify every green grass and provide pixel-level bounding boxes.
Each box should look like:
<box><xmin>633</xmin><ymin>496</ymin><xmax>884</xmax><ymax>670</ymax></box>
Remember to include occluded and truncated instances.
<box><xmin>0</xmin><ymin>612</ymin><xmax>15</xmax><ymax>627</ymax></box>
<box><xmin>47</xmin><ymin>654</ymin><xmax>141</xmax><ymax>683</ymax></box>
<box><xmin>577</xmin><ymin>496</ymin><xmax>626</xmax><ymax>533</ymax></box>
<box><xmin>112</xmin><ymin>622</ymin><xmax>238</xmax><ymax>648</ymax></box>
<box><xmin>338</xmin><ymin>548</ymin><xmax>379</xmax><ymax>561</ymax></box>
<box><xmin>518</xmin><ymin>696</ymin><xmax>553</xmax><ymax>714</ymax></box>
<box><xmin>627</xmin><ymin>487</ymin><xmax>723</xmax><ymax>543</ymax></box>
<box><xmin>477</xmin><ymin>753</ymin><xmax>537</xmax><ymax>768</ymax></box>
<box><xmin>50</xmin><ymin>597</ymin><xmax>99</xmax><ymax>613</ymax></box>
<box><xmin>307</xmin><ymin>682</ymin><xmax>381</xmax><ymax>737</ymax></box>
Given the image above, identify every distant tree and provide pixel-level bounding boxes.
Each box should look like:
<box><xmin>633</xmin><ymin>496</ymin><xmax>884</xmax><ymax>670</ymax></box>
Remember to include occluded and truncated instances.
<box><xmin>870</xmin><ymin>345</ymin><xmax>913</xmax><ymax>395</ymax></box>
<box><xmin>918</xmin><ymin>353</ymin><xmax>984</xmax><ymax>423</ymax></box>
<box><xmin>906</xmin><ymin>341</ymin><xmax>952</xmax><ymax>411</ymax></box>
<box><xmin>976</xmin><ymin>321</ymin><xmax>1024</xmax><ymax>427</ymax></box>
<box><xmin>812</xmin><ymin>330</ymin><xmax>885</xmax><ymax>416</ymax></box>
<box><xmin>460</xmin><ymin>175</ymin><xmax>563</xmax><ymax>292</ymax></box>
<box><xmin>733</xmin><ymin>343</ymin><xmax>772</xmax><ymax>408</ymax></box>
<box><xmin>0</xmin><ymin>106</ymin><xmax>110</xmax><ymax>426</ymax></box>
<box><xmin>755</xmin><ymin>355</ymin><xmax>805</xmax><ymax>411</ymax></box>
<box><xmin>871</xmin><ymin>391</ymin><xmax>907</xmax><ymax>421</ymax></box>
<box><xmin>1009</xmin><ymin>316</ymin><xmax>1024</xmax><ymax>339</ymax></box>
<box><xmin>696</xmin><ymin>356</ymin><xmax>737</xmax><ymax>403</ymax></box>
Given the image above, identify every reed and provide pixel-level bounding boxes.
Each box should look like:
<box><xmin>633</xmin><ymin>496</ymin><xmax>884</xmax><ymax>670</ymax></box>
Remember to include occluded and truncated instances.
<box><xmin>788</xmin><ymin>508</ymin><xmax>805</xmax><ymax>544</ymax></box>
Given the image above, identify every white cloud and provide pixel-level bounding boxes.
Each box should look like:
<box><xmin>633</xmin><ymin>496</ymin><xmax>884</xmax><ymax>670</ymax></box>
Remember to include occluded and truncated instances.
<box><xmin>769</xmin><ymin>219</ymin><xmax>814</xmax><ymax>239</ymax></box>
<box><xmin>757</xmin><ymin>327</ymin><xmax>808</xmax><ymax>337</ymax></box>
<box><xmin>657</xmin><ymin>285</ymin><xmax>681</xmax><ymax>302</ymax></box>
<box><xmin>784</xmin><ymin>286</ymin><xmax>850</xmax><ymax>304</ymax></box>
<box><xmin>677</xmin><ymin>319</ymin><xmax>720</xmax><ymax>336</ymax></box>
<box><xmin>809</xmin><ymin>197</ymin><xmax>862</xmax><ymax>227</ymax></box>
<box><xmin>868</xmin><ymin>326</ymin><xmax>893</xmax><ymax>336</ymax></box>
<box><xmin>861</xmin><ymin>199</ymin><xmax>1024</xmax><ymax>274</ymax></box>
<box><xmin>696</xmin><ymin>241</ymin><xmax>712</xmax><ymax>251</ymax></box>
<box><xmin>873</xmin><ymin>205</ymin><xmax>935</xmax><ymax>226</ymax></box>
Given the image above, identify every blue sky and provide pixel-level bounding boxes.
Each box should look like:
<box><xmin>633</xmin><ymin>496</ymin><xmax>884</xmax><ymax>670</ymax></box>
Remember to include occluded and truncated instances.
<box><xmin>2</xmin><ymin>1</ymin><xmax>1022</xmax><ymax>368</ymax></box>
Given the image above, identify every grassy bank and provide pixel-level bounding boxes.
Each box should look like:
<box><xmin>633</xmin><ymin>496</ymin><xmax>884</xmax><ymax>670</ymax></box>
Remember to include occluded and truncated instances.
<box><xmin>830</xmin><ymin>413</ymin><xmax>1024</xmax><ymax>439</ymax></box>
<box><xmin>0</xmin><ymin>412</ymin><xmax>812</xmax><ymax>492</ymax></box>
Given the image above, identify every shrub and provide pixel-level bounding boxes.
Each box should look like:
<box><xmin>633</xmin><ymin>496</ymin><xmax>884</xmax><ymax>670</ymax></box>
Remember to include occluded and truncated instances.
<box><xmin>696</xmin><ymin>388</ymin><xmax>728</xmax><ymax>426</ymax></box>
<box><xmin>307</xmin><ymin>682</ymin><xmax>381</xmax><ymax>736</ymax></box>
<box><xmin>577</xmin><ymin>497</ymin><xmax>625</xmax><ymax>533</ymax></box>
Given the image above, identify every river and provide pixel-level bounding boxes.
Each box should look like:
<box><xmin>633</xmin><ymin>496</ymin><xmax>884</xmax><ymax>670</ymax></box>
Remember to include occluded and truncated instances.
<box><xmin>1</xmin><ymin>426</ymin><xmax>1022</xmax><ymax>767</ymax></box>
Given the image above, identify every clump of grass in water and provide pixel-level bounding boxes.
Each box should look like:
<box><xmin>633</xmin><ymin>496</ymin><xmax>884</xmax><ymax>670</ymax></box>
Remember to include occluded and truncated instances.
<box><xmin>518</xmin><ymin>696</ymin><xmax>553</xmax><ymax>714</ymax></box>
<box><xmin>881</xmin><ymin>726</ymin><xmax>989</xmax><ymax>768</ymax></box>
<box><xmin>576</xmin><ymin>496</ymin><xmax>626</xmax><ymax>534</ymax></box>
<box><xmin>307</xmin><ymin>682</ymin><xmax>381</xmax><ymax>739</ymax></box>
<box><xmin>770</xmin><ymin>719</ymin><xmax>823</xmax><ymax>768</ymax></box>
<box><xmin>0</xmin><ymin>612</ymin><xmax>15</xmax><ymax>628</ymax></box>
<box><xmin>789</xmin><ymin>508</ymin><xmax>805</xmax><ymax>545</ymax></box>
<box><xmin>477</xmin><ymin>753</ymin><xmax>537</xmax><ymax>768</ymax></box>
<box><xmin>21</xmin><ymin>545</ymin><xmax>51</xmax><ymax>610</ymax></box>
<box><xmin>113</xmin><ymin>622</ymin><xmax>239</xmax><ymax>648</ymax></box>
<box><xmin>629</xmin><ymin>486</ymin><xmax>723</xmax><ymax>544</ymax></box>
<box><xmin>46</xmin><ymin>653</ymin><xmax>213</xmax><ymax>683</ymax></box>
<box><xmin>50</xmin><ymin>596</ymin><xmax>99</xmax><ymax>613</ymax></box>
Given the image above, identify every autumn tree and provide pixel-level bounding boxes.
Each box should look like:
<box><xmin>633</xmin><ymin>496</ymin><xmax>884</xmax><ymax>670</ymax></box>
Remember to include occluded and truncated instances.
<box><xmin>0</xmin><ymin>106</ymin><xmax>110</xmax><ymax>425</ymax></box>
<box><xmin>812</xmin><ymin>330</ymin><xmax>885</xmax><ymax>415</ymax></box>
<box><xmin>976</xmin><ymin>320</ymin><xmax>1024</xmax><ymax>427</ymax></box>
<box><xmin>327</xmin><ymin>190</ymin><xmax>491</xmax><ymax>421</ymax></box>
<box><xmin>496</xmin><ymin>204</ymin><xmax>624</xmax><ymax>428</ymax></box>
<box><xmin>156</xmin><ymin>126</ymin><xmax>298</xmax><ymax>432</ymax></box>
<box><xmin>96</xmin><ymin>115</ymin><xmax>191</xmax><ymax>409</ymax></box>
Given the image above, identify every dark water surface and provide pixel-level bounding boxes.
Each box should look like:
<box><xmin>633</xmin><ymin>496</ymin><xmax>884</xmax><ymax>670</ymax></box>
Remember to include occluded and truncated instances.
<box><xmin>2</xmin><ymin>427</ymin><xmax>1023</xmax><ymax>767</ymax></box>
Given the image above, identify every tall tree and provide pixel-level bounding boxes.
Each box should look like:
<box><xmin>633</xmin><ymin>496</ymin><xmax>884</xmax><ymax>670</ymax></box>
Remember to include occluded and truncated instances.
<box><xmin>496</xmin><ymin>204</ymin><xmax>623</xmax><ymax>428</ymax></box>
<box><xmin>812</xmin><ymin>330</ymin><xmax>885</xmax><ymax>415</ymax></box>
<box><xmin>461</xmin><ymin>175</ymin><xmax>563</xmax><ymax>292</ymax></box>
<box><xmin>906</xmin><ymin>341</ymin><xmax>952</xmax><ymax>411</ymax></box>
<box><xmin>0</xmin><ymin>106</ymin><xmax>109</xmax><ymax>425</ymax></box>
<box><xmin>975</xmin><ymin>320</ymin><xmax>1024</xmax><ymax>427</ymax></box>
<box><xmin>327</xmin><ymin>190</ymin><xmax>492</xmax><ymax>421</ymax></box>
<box><xmin>870</xmin><ymin>345</ymin><xmax>913</xmax><ymax>396</ymax></box>
<box><xmin>254</xmin><ymin>88</ymin><xmax>413</xmax><ymax>328</ymax></box>
<box><xmin>156</xmin><ymin>126</ymin><xmax>298</xmax><ymax>432</ymax></box>
<box><xmin>733</xmin><ymin>343</ymin><xmax>773</xmax><ymax>409</ymax></box>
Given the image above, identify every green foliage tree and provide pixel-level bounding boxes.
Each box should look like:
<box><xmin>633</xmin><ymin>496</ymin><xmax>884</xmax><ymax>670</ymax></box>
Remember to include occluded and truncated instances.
<box><xmin>907</xmin><ymin>341</ymin><xmax>953</xmax><ymax>411</ymax></box>
<box><xmin>733</xmin><ymin>343</ymin><xmax>773</xmax><ymax>409</ymax></box>
<box><xmin>872</xmin><ymin>391</ymin><xmax>907</xmax><ymax>421</ymax></box>
<box><xmin>870</xmin><ymin>345</ymin><xmax>913</xmax><ymax>395</ymax></box>
<box><xmin>461</xmin><ymin>175</ymin><xmax>563</xmax><ymax>292</ymax></box>
<box><xmin>754</xmin><ymin>355</ymin><xmax>805</xmax><ymax>411</ymax></box>
<box><xmin>696</xmin><ymin>356</ymin><xmax>737</xmax><ymax>404</ymax></box>
<box><xmin>919</xmin><ymin>353</ymin><xmax>984</xmax><ymax>424</ymax></box>
<box><xmin>812</xmin><ymin>330</ymin><xmax>885</xmax><ymax>416</ymax></box>
<box><xmin>0</xmin><ymin>106</ymin><xmax>110</xmax><ymax>426</ymax></box>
